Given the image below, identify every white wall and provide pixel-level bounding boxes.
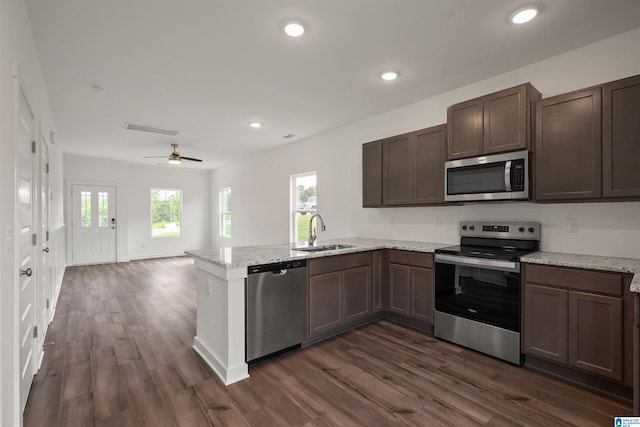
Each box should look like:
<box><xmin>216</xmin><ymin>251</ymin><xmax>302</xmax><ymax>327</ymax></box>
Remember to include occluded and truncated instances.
<box><xmin>211</xmin><ymin>28</ymin><xmax>640</xmax><ymax>259</ymax></box>
<box><xmin>64</xmin><ymin>154</ymin><xmax>211</xmax><ymax>261</ymax></box>
<box><xmin>0</xmin><ymin>0</ymin><xmax>64</xmax><ymax>425</ymax></box>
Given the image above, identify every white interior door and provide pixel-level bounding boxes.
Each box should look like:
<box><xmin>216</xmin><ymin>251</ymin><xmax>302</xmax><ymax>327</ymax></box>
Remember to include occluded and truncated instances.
<box><xmin>38</xmin><ymin>137</ymin><xmax>51</xmax><ymax>362</ymax></box>
<box><xmin>17</xmin><ymin>88</ymin><xmax>37</xmax><ymax>412</ymax></box>
<box><xmin>71</xmin><ymin>185</ymin><xmax>117</xmax><ymax>265</ymax></box>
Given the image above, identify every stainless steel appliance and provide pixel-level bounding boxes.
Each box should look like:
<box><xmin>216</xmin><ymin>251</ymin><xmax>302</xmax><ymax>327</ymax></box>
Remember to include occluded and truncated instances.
<box><xmin>444</xmin><ymin>150</ymin><xmax>529</xmax><ymax>202</ymax></box>
<box><xmin>434</xmin><ymin>221</ymin><xmax>540</xmax><ymax>365</ymax></box>
<box><xmin>246</xmin><ymin>260</ymin><xmax>307</xmax><ymax>362</ymax></box>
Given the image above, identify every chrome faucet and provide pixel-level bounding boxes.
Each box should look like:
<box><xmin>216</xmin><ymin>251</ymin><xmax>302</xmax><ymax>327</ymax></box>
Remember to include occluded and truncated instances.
<box><xmin>308</xmin><ymin>213</ymin><xmax>326</xmax><ymax>246</ymax></box>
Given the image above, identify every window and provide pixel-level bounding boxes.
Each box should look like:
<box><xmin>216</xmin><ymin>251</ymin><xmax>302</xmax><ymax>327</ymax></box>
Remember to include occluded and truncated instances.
<box><xmin>80</xmin><ymin>191</ymin><xmax>91</xmax><ymax>227</ymax></box>
<box><xmin>98</xmin><ymin>191</ymin><xmax>109</xmax><ymax>227</ymax></box>
<box><xmin>291</xmin><ymin>172</ymin><xmax>317</xmax><ymax>244</ymax></box>
<box><xmin>150</xmin><ymin>188</ymin><xmax>182</xmax><ymax>237</ymax></box>
<box><xmin>219</xmin><ymin>187</ymin><xmax>232</xmax><ymax>238</ymax></box>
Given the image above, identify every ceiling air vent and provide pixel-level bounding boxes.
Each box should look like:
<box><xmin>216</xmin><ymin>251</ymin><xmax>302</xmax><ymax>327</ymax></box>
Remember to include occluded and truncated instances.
<box><xmin>124</xmin><ymin>122</ymin><xmax>180</xmax><ymax>136</ymax></box>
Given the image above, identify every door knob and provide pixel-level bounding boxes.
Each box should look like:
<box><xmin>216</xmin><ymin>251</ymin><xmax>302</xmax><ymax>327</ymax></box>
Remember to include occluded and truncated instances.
<box><xmin>20</xmin><ymin>267</ymin><xmax>32</xmax><ymax>277</ymax></box>
<box><xmin>43</xmin><ymin>247</ymin><xmax>49</xmax><ymax>253</ymax></box>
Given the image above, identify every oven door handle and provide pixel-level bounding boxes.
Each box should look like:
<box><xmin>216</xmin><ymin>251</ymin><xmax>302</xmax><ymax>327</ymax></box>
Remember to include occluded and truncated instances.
<box><xmin>435</xmin><ymin>253</ymin><xmax>520</xmax><ymax>273</ymax></box>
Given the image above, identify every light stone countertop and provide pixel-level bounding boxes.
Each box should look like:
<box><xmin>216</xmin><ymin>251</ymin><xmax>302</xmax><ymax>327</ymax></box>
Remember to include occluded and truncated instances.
<box><xmin>186</xmin><ymin>237</ymin><xmax>448</xmax><ymax>269</ymax></box>
<box><xmin>522</xmin><ymin>251</ymin><xmax>640</xmax><ymax>292</ymax></box>
<box><xmin>186</xmin><ymin>239</ymin><xmax>640</xmax><ymax>293</ymax></box>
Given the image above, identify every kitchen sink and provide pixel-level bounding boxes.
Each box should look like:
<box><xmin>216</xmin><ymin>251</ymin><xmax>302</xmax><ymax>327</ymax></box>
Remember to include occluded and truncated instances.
<box><xmin>293</xmin><ymin>244</ymin><xmax>354</xmax><ymax>253</ymax></box>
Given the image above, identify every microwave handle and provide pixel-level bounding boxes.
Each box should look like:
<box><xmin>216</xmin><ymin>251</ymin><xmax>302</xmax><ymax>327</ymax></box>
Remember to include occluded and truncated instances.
<box><xmin>504</xmin><ymin>160</ymin><xmax>512</xmax><ymax>192</ymax></box>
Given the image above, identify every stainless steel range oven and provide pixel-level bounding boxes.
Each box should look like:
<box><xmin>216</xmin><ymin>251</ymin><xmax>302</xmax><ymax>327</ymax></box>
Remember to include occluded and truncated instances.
<box><xmin>434</xmin><ymin>221</ymin><xmax>540</xmax><ymax>365</ymax></box>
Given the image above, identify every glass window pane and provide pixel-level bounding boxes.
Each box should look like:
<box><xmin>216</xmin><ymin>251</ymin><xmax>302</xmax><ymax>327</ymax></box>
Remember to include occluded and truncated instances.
<box><xmin>80</xmin><ymin>191</ymin><xmax>91</xmax><ymax>227</ymax></box>
<box><xmin>219</xmin><ymin>187</ymin><xmax>231</xmax><ymax>237</ymax></box>
<box><xmin>151</xmin><ymin>188</ymin><xmax>182</xmax><ymax>237</ymax></box>
<box><xmin>295</xmin><ymin>174</ymin><xmax>317</xmax><ymax>214</ymax></box>
<box><xmin>98</xmin><ymin>192</ymin><xmax>108</xmax><ymax>227</ymax></box>
<box><xmin>295</xmin><ymin>212</ymin><xmax>310</xmax><ymax>244</ymax></box>
<box><xmin>291</xmin><ymin>173</ymin><xmax>316</xmax><ymax>243</ymax></box>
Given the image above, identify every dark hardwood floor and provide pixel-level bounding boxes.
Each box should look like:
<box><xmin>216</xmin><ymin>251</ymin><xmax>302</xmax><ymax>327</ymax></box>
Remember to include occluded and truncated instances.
<box><xmin>24</xmin><ymin>256</ymin><xmax>632</xmax><ymax>426</ymax></box>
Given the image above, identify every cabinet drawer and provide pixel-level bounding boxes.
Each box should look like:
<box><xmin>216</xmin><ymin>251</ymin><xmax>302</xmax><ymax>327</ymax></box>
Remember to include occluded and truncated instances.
<box><xmin>309</xmin><ymin>252</ymin><xmax>371</xmax><ymax>276</ymax></box>
<box><xmin>388</xmin><ymin>250</ymin><xmax>433</xmax><ymax>268</ymax></box>
<box><xmin>524</xmin><ymin>264</ymin><xmax>622</xmax><ymax>296</ymax></box>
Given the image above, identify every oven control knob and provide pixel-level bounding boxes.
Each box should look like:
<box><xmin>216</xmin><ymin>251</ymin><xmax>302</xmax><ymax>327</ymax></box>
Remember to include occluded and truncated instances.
<box><xmin>469</xmin><ymin>226</ymin><xmax>475</xmax><ymax>231</ymax></box>
<box><xmin>462</xmin><ymin>225</ymin><xmax>467</xmax><ymax>231</ymax></box>
<box><xmin>528</xmin><ymin>227</ymin><xmax>535</xmax><ymax>233</ymax></box>
<box><xmin>519</xmin><ymin>227</ymin><xmax>525</xmax><ymax>233</ymax></box>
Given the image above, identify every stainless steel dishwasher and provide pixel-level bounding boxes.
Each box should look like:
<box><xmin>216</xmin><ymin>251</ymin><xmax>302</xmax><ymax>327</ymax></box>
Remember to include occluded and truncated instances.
<box><xmin>246</xmin><ymin>259</ymin><xmax>307</xmax><ymax>362</ymax></box>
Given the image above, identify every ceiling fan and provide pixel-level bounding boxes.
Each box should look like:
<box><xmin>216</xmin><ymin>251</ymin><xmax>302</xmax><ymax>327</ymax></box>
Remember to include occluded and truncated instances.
<box><xmin>144</xmin><ymin>143</ymin><xmax>203</xmax><ymax>164</ymax></box>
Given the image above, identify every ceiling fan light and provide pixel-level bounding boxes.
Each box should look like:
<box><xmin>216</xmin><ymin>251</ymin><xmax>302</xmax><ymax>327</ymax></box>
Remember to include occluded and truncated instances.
<box><xmin>168</xmin><ymin>158</ymin><xmax>181</xmax><ymax>165</ymax></box>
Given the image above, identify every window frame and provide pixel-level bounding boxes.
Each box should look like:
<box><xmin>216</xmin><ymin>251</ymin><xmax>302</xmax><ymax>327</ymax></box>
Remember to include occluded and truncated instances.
<box><xmin>150</xmin><ymin>188</ymin><xmax>183</xmax><ymax>238</ymax></box>
<box><xmin>219</xmin><ymin>186</ymin><xmax>232</xmax><ymax>238</ymax></box>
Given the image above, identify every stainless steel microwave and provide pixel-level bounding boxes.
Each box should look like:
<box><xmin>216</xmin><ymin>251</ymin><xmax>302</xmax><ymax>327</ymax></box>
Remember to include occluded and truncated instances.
<box><xmin>444</xmin><ymin>150</ymin><xmax>529</xmax><ymax>202</ymax></box>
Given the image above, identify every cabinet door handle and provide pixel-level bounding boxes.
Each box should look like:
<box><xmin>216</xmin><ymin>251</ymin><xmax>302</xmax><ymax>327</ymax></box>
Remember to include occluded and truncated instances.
<box><xmin>20</xmin><ymin>267</ymin><xmax>32</xmax><ymax>277</ymax></box>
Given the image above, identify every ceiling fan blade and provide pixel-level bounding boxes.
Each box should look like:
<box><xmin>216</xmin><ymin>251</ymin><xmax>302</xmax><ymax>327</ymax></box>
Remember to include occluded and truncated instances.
<box><xmin>179</xmin><ymin>156</ymin><xmax>203</xmax><ymax>162</ymax></box>
<box><xmin>143</xmin><ymin>155</ymin><xmax>170</xmax><ymax>159</ymax></box>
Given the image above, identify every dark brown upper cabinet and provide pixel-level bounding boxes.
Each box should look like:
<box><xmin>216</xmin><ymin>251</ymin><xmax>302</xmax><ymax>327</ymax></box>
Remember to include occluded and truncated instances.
<box><xmin>535</xmin><ymin>87</ymin><xmax>602</xmax><ymax>201</ymax></box>
<box><xmin>413</xmin><ymin>126</ymin><xmax>447</xmax><ymax>204</ymax></box>
<box><xmin>447</xmin><ymin>83</ymin><xmax>541</xmax><ymax>160</ymax></box>
<box><xmin>362</xmin><ymin>140</ymin><xmax>382</xmax><ymax>207</ymax></box>
<box><xmin>383</xmin><ymin>132</ymin><xmax>413</xmax><ymax>205</ymax></box>
<box><xmin>603</xmin><ymin>74</ymin><xmax>640</xmax><ymax>199</ymax></box>
<box><xmin>363</xmin><ymin>124</ymin><xmax>446</xmax><ymax>207</ymax></box>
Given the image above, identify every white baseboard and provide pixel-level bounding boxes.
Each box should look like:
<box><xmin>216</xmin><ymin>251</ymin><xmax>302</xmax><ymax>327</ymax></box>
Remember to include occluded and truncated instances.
<box><xmin>193</xmin><ymin>337</ymin><xmax>249</xmax><ymax>386</ymax></box>
<box><xmin>128</xmin><ymin>252</ymin><xmax>189</xmax><ymax>261</ymax></box>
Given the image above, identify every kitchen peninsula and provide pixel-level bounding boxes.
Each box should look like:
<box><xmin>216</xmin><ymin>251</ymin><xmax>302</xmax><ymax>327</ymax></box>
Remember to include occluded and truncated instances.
<box><xmin>186</xmin><ymin>237</ymin><xmax>445</xmax><ymax>385</ymax></box>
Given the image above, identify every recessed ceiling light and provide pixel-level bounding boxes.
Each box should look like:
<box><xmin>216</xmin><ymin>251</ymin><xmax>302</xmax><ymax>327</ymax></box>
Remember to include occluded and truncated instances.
<box><xmin>284</xmin><ymin>23</ymin><xmax>305</xmax><ymax>37</ymax></box>
<box><xmin>250</xmin><ymin>122</ymin><xmax>262</xmax><ymax>128</ymax></box>
<box><xmin>380</xmin><ymin>71</ymin><xmax>398</xmax><ymax>81</ymax></box>
<box><xmin>511</xmin><ymin>8</ymin><xmax>538</xmax><ymax>24</ymax></box>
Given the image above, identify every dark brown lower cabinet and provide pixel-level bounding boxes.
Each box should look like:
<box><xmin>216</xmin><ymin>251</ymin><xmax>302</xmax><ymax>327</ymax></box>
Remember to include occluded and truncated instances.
<box><xmin>523</xmin><ymin>264</ymin><xmax>631</xmax><ymax>384</ymax></box>
<box><xmin>388</xmin><ymin>250</ymin><xmax>434</xmax><ymax>324</ymax></box>
<box><xmin>523</xmin><ymin>284</ymin><xmax>568</xmax><ymax>364</ymax></box>
<box><xmin>343</xmin><ymin>266</ymin><xmax>372</xmax><ymax>322</ymax></box>
<box><xmin>569</xmin><ymin>291</ymin><xmax>622</xmax><ymax>380</ymax></box>
<box><xmin>372</xmin><ymin>250</ymin><xmax>387</xmax><ymax>312</ymax></box>
<box><xmin>308</xmin><ymin>272</ymin><xmax>342</xmax><ymax>335</ymax></box>
<box><xmin>308</xmin><ymin>253</ymin><xmax>372</xmax><ymax>338</ymax></box>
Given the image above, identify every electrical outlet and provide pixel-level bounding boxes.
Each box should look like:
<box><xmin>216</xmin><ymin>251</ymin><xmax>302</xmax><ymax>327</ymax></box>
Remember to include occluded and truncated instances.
<box><xmin>387</xmin><ymin>217</ymin><xmax>394</xmax><ymax>225</ymax></box>
<box><xmin>566</xmin><ymin>218</ymin><xmax>579</xmax><ymax>233</ymax></box>
<box><xmin>206</xmin><ymin>279</ymin><xmax>212</xmax><ymax>295</ymax></box>
<box><xmin>435</xmin><ymin>217</ymin><xmax>442</xmax><ymax>228</ymax></box>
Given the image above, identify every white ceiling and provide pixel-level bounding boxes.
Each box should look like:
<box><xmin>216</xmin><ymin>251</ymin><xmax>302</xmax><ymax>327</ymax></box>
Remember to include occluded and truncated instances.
<box><xmin>26</xmin><ymin>0</ymin><xmax>640</xmax><ymax>170</ymax></box>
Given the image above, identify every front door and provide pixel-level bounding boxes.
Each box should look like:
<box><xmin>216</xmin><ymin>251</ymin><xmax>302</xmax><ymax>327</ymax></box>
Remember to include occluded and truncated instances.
<box><xmin>71</xmin><ymin>185</ymin><xmax>117</xmax><ymax>265</ymax></box>
<box><xmin>17</xmin><ymin>88</ymin><xmax>37</xmax><ymax>412</ymax></box>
